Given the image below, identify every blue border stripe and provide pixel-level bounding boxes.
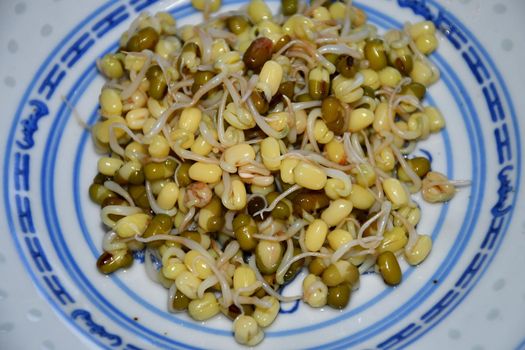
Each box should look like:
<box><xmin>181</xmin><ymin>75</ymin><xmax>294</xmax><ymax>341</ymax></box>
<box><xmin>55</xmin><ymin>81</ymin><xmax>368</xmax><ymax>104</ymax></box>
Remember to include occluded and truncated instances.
<box><xmin>14</xmin><ymin>2</ymin><xmax>484</xmax><ymax>348</ymax></box>
<box><xmin>516</xmin><ymin>337</ymin><xmax>525</xmax><ymax>350</ymax></box>
<box><xmin>2</xmin><ymin>0</ymin><xmax>520</xmax><ymax>348</ymax></box>
<box><xmin>1</xmin><ymin>2</ymin><xmax>131</xmax><ymax>349</ymax></box>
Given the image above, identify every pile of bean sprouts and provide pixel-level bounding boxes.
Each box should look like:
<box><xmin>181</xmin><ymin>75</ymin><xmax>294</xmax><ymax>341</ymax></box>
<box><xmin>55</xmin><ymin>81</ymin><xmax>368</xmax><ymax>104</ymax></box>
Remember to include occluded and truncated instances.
<box><xmin>89</xmin><ymin>0</ymin><xmax>465</xmax><ymax>345</ymax></box>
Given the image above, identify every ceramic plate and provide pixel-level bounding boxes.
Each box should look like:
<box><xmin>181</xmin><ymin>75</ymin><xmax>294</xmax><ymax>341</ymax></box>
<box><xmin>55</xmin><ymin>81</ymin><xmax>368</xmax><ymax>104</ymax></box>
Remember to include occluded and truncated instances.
<box><xmin>1</xmin><ymin>0</ymin><xmax>525</xmax><ymax>349</ymax></box>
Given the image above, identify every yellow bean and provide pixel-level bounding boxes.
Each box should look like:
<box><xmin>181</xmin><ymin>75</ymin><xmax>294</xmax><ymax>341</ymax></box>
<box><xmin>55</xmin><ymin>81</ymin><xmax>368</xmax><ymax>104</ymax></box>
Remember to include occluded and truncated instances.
<box><xmin>247</xmin><ymin>0</ymin><xmax>272</xmax><ymax>23</ymax></box>
<box><xmin>147</xmin><ymin>97</ymin><xmax>167</xmax><ymax>119</ymax></box>
<box><xmin>302</xmin><ymin>274</ymin><xmax>328</xmax><ymax>308</ymax></box>
<box><xmin>409</xmin><ymin>21</ymin><xmax>435</xmax><ymax>39</ymax></box>
<box><xmin>395</xmin><ymin>120</ymin><xmax>409</xmax><ymax>138</ymax></box>
<box><xmin>375</xmin><ymin>146</ymin><xmax>396</xmax><ymax>172</ymax></box>
<box><xmin>373</xmin><ymin>101</ymin><xmax>390</xmax><ymax>133</ymax></box>
<box><xmin>407</xmin><ymin>112</ymin><xmax>430</xmax><ymax>139</ymax></box>
<box><xmin>224</xmin><ymin>103</ymin><xmax>256</xmax><ymax>130</ymax></box>
<box><xmin>424</xmin><ymin>106</ymin><xmax>446</xmax><ymax>132</ymax></box>
<box><xmin>314</xmin><ymin>120</ymin><xmax>334</xmax><ymax>144</ymax></box>
<box><xmin>211</xmin><ymin>38</ymin><xmax>230</xmax><ymax>61</ymax></box>
<box><xmin>325</xmin><ymin>139</ymin><xmax>345</xmax><ymax>164</ymax></box>
<box><xmin>93</xmin><ymin>117</ymin><xmax>127</xmax><ymax>144</ymax></box>
<box><xmin>224</xmin><ymin>126</ymin><xmax>245</xmax><ymax>145</ymax></box>
<box><xmin>124</xmin><ymin>54</ymin><xmax>146</xmax><ymax>72</ymax></box>
<box><xmin>175</xmin><ymin>270</ymin><xmax>202</xmax><ymax>299</ymax></box>
<box><xmin>422</xmin><ymin>171</ymin><xmax>455</xmax><ymax>203</ymax></box>
<box><xmin>327</xmin><ymin>229</ymin><xmax>352</xmax><ymax>250</ymax></box>
<box><xmin>151</xmin><ymin>179</ymin><xmax>169</xmax><ymax>196</ymax></box>
<box><xmin>324</xmin><ymin>178</ymin><xmax>346</xmax><ymax>200</ymax></box>
<box><xmin>155</xmin><ymin>37</ymin><xmax>181</xmax><ymax>59</ymax></box>
<box><xmin>253</xmin><ymin>296</ymin><xmax>279</xmax><ymax>328</ymax></box>
<box><xmin>416</xmin><ymin>33</ymin><xmax>438</xmax><ymax>55</ymax></box>
<box><xmin>257</xmin><ymin>60</ymin><xmax>283</xmax><ymax>100</ymax></box>
<box><xmin>348</xmin><ymin>248</ymin><xmax>366</xmax><ymax>266</ymax></box>
<box><xmin>351</xmin><ymin>7</ymin><xmax>367</xmax><ymax>27</ymax></box>
<box><xmin>115</xmin><ymin>213</ymin><xmax>150</xmax><ymax>238</ymax></box>
<box><xmin>321</xmin><ymin>199</ymin><xmax>353</xmax><ymax>227</ymax></box>
<box><xmin>179</xmin><ymin>107</ymin><xmax>202</xmax><ymax>133</ymax></box>
<box><xmin>170</xmin><ymin>128</ymin><xmax>195</xmax><ymax>149</ymax></box>
<box><xmin>293</xmin><ymin>161</ymin><xmax>327</xmax><ymax>190</ymax></box>
<box><xmin>117</xmin><ymin>160</ymin><xmax>142</xmax><ymax>182</ymax></box>
<box><xmin>257</xmin><ymin>20</ymin><xmax>282</xmax><ymax>44</ymax></box>
<box><xmin>97</xmin><ymin>157</ymin><xmax>123</xmax><ymax>176</ymax></box>
<box><xmin>191</xmin><ymin>0</ymin><xmax>221</xmax><ymax>12</ymax></box>
<box><xmin>224</xmin><ymin>144</ymin><xmax>256</xmax><ymax>166</ymax></box>
<box><xmin>125</xmin><ymin>108</ymin><xmax>149</xmax><ymax>130</ymax></box>
<box><xmin>233</xmin><ymin>315</ymin><xmax>264</xmax><ymax>346</ymax></box>
<box><xmin>280</xmin><ymin>158</ymin><xmax>299</xmax><ymax>184</ymax></box>
<box><xmin>214</xmin><ymin>51</ymin><xmax>244</xmax><ymax>74</ymax></box>
<box><xmin>174</xmin><ymin>211</ymin><xmax>185</xmax><ymax>228</ymax></box>
<box><xmin>394</xmin><ymin>206</ymin><xmax>421</xmax><ymax>227</ymax></box>
<box><xmin>410</xmin><ymin>60</ymin><xmax>433</xmax><ymax>86</ymax></box>
<box><xmin>250</xmin><ymin>183</ymin><xmax>275</xmax><ymax>196</ymax></box>
<box><xmin>178</xmin><ymin>232</ymin><xmax>212</xmax><ymax>250</ymax></box>
<box><xmin>188</xmin><ymin>292</ymin><xmax>220</xmax><ymax>321</ymax></box>
<box><xmin>148</xmin><ymin>134</ymin><xmax>170</xmax><ymax>159</ymax></box>
<box><xmin>348</xmin><ymin>108</ymin><xmax>374</xmax><ymax>132</ymax></box>
<box><xmin>222</xmin><ymin>178</ymin><xmax>247</xmax><ymax>210</ymax></box>
<box><xmin>351</xmin><ymin>163</ymin><xmax>376</xmax><ymax>188</ymax></box>
<box><xmin>184</xmin><ymin>250</ymin><xmax>213</xmax><ymax>279</ymax></box>
<box><xmin>332</xmin><ymin>74</ymin><xmax>364</xmax><ymax>103</ymax></box>
<box><xmin>378</xmin><ymin>227</ymin><xmax>408</xmax><ymax>253</ymax></box>
<box><xmin>100</xmin><ymin>88</ymin><xmax>122</xmax><ymax>117</ymax></box>
<box><xmin>360</xmin><ymin>69</ymin><xmax>380</xmax><ymax>89</ymax></box>
<box><xmin>189</xmin><ymin>162</ymin><xmax>222</xmax><ymax>183</ymax></box>
<box><xmin>282</xmin><ymin>15</ymin><xmax>314</xmax><ymax>41</ymax></box>
<box><xmin>378</xmin><ymin>66</ymin><xmax>402</xmax><ymax>87</ymax></box>
<box><xmin>383</xmin><ymin>178</ymin><xmax>409</xmax><ymax>208</ymax></box>
<box><xmin>99</xmin><ymin>54</ymin><xmax>123</xmax><ymax>79</ymax></box>
<box><xmin>305</xmin><ymin>219</ymin><xmax>329</xmax><ymax>252</ymax></box>
<box><xmin>141</xmin><ymin>117</ymin><xmax>157</xmax><ymax>135</ymax></box>
<box><xmin>191</xmin><ymin>135</ymin><xmax>213</xmax><ymax>156</ymax></box>
<box><xmin>350</xmin><ymin>184</ymin><xmax>375</xmax><ymax>210</ymax></box>
<box><xmin>162</xmin><ymin>257</ymin><xmax>187</xmax><ymax>280</ymax></box>
<box><xmin>329</xmin><ymin>2</ymin><xmax>346</xmax><ymax>20</ymax></box>
<box><xmin>405</xmin><ymin>234</ymin><xmax>432</xmax><ymax>265</ymax></box>
<box><xmin>255</xmin><ymin>240</ymin><xmax>283</xmax><ymax>274</ymax></box>
<box><xmin>260</xmin><ymin>137</ymin><xmax>281</xmax><ymax>171</ymax></box>
<box><xmin>155</xmin><ymin>12</ymin><xmax>177</xmax><ymax>34</ymax></box>
<box><xmin>124</xmin><ymin>141</ymin><xmax>147</xmax><ymax>161</ymax></box>
<box><xmin>233</xmin><ymin>265</ymin><xmax>257</xmax><ymax>296</ymax></box>
<box><xmin>312</xmin><ymin>6</ymin><xmax>331</xmax><ymax>21</ymax></box>
<box><xmin>124</xmin><ymin>89</ymin><xmax>147</xmax><ymax>111</ymax></box>
<box><xmin>295</xmin><ymin>109</ymin><xmax>307</xmax><ymax>134</ymax></box>
<box><xmin>178</xmin><ymin>25</ymin><xmax>195</xmax><ymax>42</ymax></box>
<box><xmin>157</xmin><ymin>182</ymin><xmax>179</xmax><ymax>210</ymax></box>
<box><xmin>267</xmin><ymin>112</ymin><xmax>289</xmax><ymax>132</ymax></box>
<box><xmin>197</xmin><ymin>196</ymin><xmax>221</xmax><ymax>231</ymax></box>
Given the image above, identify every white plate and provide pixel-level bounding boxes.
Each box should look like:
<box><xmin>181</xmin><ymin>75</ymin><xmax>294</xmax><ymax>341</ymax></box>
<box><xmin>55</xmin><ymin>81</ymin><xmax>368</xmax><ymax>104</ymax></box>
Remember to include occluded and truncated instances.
<box><xmin>1</xmin><ymin>0</ymin><xmax>525</xmax><ymax>349</ymax></box>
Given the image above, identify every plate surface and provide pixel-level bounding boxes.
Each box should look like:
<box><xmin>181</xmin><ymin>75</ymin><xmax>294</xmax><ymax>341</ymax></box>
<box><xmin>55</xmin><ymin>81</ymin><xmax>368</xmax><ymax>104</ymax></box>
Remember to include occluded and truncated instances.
<box><xmin>1</xmin><ymin>0</ymin><xmax>525</xmax><ymax>349</ymax></box>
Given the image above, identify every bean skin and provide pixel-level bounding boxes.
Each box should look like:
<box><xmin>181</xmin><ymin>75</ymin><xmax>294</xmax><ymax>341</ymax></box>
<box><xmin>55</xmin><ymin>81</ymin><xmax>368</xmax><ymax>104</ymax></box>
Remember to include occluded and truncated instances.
<box><xmin>243</xmin><ymin>37</ymin><xmax>273</xmax><ymax>71</ymax></box>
